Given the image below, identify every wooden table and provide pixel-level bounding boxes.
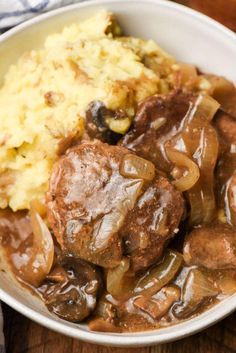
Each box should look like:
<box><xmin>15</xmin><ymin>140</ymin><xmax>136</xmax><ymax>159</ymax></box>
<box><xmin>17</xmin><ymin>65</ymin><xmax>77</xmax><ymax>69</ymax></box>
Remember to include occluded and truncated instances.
<box><xmin>2</xmin><ymin>1</ymin><xmax>236</xmax><ymax>352</ymax></box>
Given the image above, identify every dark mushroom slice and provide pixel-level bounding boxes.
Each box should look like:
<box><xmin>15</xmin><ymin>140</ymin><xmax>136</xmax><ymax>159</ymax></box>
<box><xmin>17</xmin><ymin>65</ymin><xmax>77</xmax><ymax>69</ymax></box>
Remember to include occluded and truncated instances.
<box><xmin>39</xmin><ymin>256</ymin><xmax>101</xmax><ymax>322</ymax></box>
<box><xmin>172</xmin><ymin>268</ymin><xmax>218</xmax><ymax>319</ymax></box>
<box><xmin>86</xmin><ymin>101</ymin><xmax>131</xmax><ymax>144</ymax></box>
<box><xmin>89</xmin><ymin>295</ymin><xmax>120</xmax><ymax>333</ymax></box>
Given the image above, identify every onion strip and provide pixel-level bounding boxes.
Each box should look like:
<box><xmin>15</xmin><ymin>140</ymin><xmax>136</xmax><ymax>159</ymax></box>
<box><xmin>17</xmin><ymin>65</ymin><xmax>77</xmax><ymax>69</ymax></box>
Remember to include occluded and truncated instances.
<box><xmin>177</xmin><ymin>94</ymin><xmax>219</xmax><ymax>225</ymax></box>
<box><xmin>178</xmin><ymin>62</ymin><xmax>198</xmax><ymax>86</ymax></box>
<box><xmin>120</xmin><ymin>154</ymin><xmax>155</xmax><ymax>181</ymax></box>
<box><xmin>201</xmin><ymin>75</ymin><xmax>236</xmax><ymax>118</ymax></box>
<box><xmin>134</xmin><ymin>249</ymin><xmax>183</xmax><ymax>297</ymax></box>
<box><xmin>194</xmin><ymin>95</ymin><xmax>220</xmax><ymax>122</ymax></box>
<box><xmin>29</xmin><ymin>202</ymin><xmax>54</xmax><ymax>286</ymax></box>
<box><xmin>106</xmin><ymin>257</ymin><xmax>134</xmax><ymax>299</ymax></box>
<box><xmin>187</xmin><ymin>125</ymin><xmax>219</xmax><ymax>225</ymax></box>
<box><xmin>165</xmin><ymin>147</ymin><xmax>200</xmax><ymax>192</ymax></box>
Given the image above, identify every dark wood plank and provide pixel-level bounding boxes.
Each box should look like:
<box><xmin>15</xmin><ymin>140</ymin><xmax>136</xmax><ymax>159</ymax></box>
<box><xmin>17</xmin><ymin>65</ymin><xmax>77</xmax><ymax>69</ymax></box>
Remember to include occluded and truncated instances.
<box><xmin>2</xmin><ymin>304</ymin><xmax>236</xmax><ymax>353</ymax></box>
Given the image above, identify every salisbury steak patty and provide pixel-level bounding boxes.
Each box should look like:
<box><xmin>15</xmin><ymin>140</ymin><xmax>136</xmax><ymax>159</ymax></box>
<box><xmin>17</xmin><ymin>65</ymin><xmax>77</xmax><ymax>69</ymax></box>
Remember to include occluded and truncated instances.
<box><xmin>46</xmin><ymin>141</ymin><xmax>184</xmax><ymax>270</ymax></box>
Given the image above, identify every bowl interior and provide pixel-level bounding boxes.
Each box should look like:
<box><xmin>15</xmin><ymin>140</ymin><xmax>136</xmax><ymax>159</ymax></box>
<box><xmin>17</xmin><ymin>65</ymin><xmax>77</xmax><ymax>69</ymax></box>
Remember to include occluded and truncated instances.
<box><xmin>0</xmin><ymin>0</ymin><xmax>236</xmax><ymax>347</ymax></box>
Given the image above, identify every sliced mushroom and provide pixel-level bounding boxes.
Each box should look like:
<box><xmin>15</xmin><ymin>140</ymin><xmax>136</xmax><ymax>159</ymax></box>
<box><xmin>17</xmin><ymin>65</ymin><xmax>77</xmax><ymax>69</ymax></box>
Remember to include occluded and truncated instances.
<box><xmin>39</xmin><ymin>256</ymin><xmax>102</xmax><ymax>322</ymax></box>
<box><xmin>86</xmin><ymin>101</ymin><xmax>131</xmax><ymax>143</ymax></box>
<box><xmin>172</xmin><ymin>268</ymin><xmax>218</xmax><ymax>319</ymax></box>
<box><xmin>133</xmin><ymin>285</ymin><xmax>180</xmax><ymax>320</ymax></box>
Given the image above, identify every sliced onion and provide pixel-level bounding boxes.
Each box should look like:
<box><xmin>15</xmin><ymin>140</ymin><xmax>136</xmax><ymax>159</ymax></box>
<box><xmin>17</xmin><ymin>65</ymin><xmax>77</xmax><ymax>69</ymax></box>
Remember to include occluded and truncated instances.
<box><xmin>178</xmin><ymin>62</ymin><xmax>198</xmax><ymax>86</ymax></box>
<box><xmin>106</xmin><ymin>257</ymin><xmax>134</xmax><ymax>299</ymax></box>
<box><xmin>173</xmin><ymin>268</ymin><xmax>218</xmax><ymax>319</ymax></box>
<box><xmin>187</xmin><ymin>125</ymin><xmax>219</xmax><ymax>225</ymax></box>
<box><xmin>134</xmin><ymin>249</ymin><xmax>183</xmax><ymax>297</ymax></box>
<box><xmin>120</xmin><ymin>154</ymin><xmax>155</xmax><ymax>181</ymax></box>
<box><xmin>107</xmin><ymin>250</ymin><xmax>183</xmax><ymax>300</ymax></box>
<box><xmin>30</xmin><ymin>199</ymin><xmax>47</xmax><ymax>218</ymax></box>
<box><xmin>216</xmin><ymin>154</ymin><xmax>236</xmax><ymax>226</ymax></box>
<box><xmin>214</xmin><ymin>270</ymin><xmax>236</xmax><ymax>296</ymax></box>
<box><xmin>176</xmin><ymin>94</ymin><xmax>219</xmax><ymax>225</ymax></box>
<box><xmin>179</xmin><ymin>95</ymin><xmax>219</xmax><ymax>136</ymax></box>
<box><xmin>133</xmin><ymin>285</ymin><xmax>181</xmax><ymax>320</ymax></box>
<box><xmin>165</xmin><ymin>147</ymin><xmax>200</xmax><ymax>192</ymax></box>
<box><xmin>29</xmin><ymin>202</ymin><xmax>54</xmax><ymax>287</ymax></box>
<box><xmin>163</xmin><ymin>94</ymin><xmax>219</xmax><ymax>224</ymax></box>
<box><xmin>201</xmin><ymin>75</ymin><xmax>236</xmax><ymax>118</ymax></box>
<box><xmin>194</xmin><ymin>95</ymin><xmax>220</xmax><ymax>122</ymax></box>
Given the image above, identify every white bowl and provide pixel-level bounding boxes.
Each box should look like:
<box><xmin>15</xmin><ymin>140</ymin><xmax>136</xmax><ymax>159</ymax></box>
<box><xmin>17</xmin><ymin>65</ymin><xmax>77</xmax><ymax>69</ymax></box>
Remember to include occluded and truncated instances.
<box><xmin>0</xmin><ymin>0</ymin><xmax>236</xmax><ymax>347</ymax></box>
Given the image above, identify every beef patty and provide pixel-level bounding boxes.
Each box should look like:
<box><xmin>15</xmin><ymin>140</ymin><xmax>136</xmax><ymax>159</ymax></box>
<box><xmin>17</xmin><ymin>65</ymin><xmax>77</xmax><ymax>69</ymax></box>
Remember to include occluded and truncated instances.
<box><xmin>46</xmin><ymin>141</ymin><xmax>184</xmax><ymax>271</ymax></box>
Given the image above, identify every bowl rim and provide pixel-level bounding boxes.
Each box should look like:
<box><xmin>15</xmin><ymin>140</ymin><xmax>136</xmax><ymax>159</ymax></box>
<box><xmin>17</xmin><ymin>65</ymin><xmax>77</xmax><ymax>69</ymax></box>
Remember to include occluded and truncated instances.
<box><xmin>1</xmin><ymin>280</ymin><xmax>236</xmax><ymax>346</ymax></box>
<box><xmin>1</xmin><ymin>0</ymin><xmax>236</xmax><ymax>44</ymax></box>
<box><xmin>0</xmin><ymin>0</ymin><xmax>236</xmax><ymax>347</ymax></box>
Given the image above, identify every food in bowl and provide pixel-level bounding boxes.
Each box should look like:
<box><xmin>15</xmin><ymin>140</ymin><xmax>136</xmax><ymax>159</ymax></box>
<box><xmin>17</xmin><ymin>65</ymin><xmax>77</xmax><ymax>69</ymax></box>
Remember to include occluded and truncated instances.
<box><xmin>0</xmin><ymin>11</ymin><xmax>236</xmax><ymax>333</ymax></box>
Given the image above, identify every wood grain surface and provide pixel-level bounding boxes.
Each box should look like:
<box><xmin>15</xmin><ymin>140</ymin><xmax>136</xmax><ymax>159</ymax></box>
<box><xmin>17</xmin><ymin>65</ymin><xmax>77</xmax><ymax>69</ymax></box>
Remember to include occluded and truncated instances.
<box><xmin>2</xmin><ymin>1</ymin><xmax>236</xmax><ymax>353</ymax></box>
<box><xmin>3</xmin><ymin>304</ymin><xmax>236</xmax><ymax>353</ymax></box>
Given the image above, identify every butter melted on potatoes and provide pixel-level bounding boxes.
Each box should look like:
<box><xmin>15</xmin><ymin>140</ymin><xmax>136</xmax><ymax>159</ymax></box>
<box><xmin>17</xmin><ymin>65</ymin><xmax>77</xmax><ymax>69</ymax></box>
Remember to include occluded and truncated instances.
<box><xmin>0</xmin><ymin>11</ymin><xmax>177</xmax><ymax>211</ymax></box>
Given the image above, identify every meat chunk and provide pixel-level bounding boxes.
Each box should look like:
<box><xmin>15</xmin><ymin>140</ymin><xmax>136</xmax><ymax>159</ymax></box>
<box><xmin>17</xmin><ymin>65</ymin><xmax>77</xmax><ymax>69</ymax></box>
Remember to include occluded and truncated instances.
<box><xmin>47</xmin><ymin>141</ymin><xmax>184</xmax><ymax>270</ymax></box>
<box><xmin>120</xmin><ymin>91</ymin><xmax>196</xmax><ymax>172</ymax></box>
<box><xmin>183</xmin><ymin>224</ymin><xmax>236</xmax><ymax>270</ymax></box>
<box><xmin>47</xmin><ymin>142</ymin><xmax>131</xmax><ymax>268</ymax></box>
<box><xmin>214</xmin><ymin>111</ymin><xmax>236</xmax><ymax>156</ymax></box>
<box><xmin>214</xmin><ymin>112</ymin><xmax>236</xmax><ymax>146</ymax></box>
<box><xmin>121</xmin><ymin>177</ymin><xmax>184</xmax><ymax>271</ymax></box>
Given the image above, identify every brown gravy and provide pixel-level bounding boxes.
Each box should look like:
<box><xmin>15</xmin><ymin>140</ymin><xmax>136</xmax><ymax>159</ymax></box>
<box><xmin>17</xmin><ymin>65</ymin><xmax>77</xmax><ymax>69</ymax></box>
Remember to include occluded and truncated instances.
<box><xmin>0</xmin><ymin>210</ymin><xmax>234</xmax><ymax>332</ymax></box>
<box><xmin>1</xmin><ymin>72</ymin><xmax>236</xmax><ymax>333</ymax></box>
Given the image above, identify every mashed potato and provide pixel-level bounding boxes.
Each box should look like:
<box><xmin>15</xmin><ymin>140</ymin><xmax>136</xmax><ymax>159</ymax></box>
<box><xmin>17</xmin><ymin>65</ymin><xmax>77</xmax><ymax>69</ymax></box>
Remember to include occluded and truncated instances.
<box><xmin>0</xmin><ymin>11</ymin><xmax>178</xmax><ymax>211</ymax></box>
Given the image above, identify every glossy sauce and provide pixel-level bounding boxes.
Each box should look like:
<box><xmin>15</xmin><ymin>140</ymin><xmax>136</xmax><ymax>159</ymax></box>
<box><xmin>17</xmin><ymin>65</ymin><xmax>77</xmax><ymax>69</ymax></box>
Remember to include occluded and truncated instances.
<box><xmin>1</xmin><ymin>203</ymin><xmax>236</xmax><ymax>332</ymax></box>
<box><xmin>1</xmin><ymin>77</ymin><xmax>236</xmax><ymax>332</ymax></box>
<box><xmin>0</xmin><ymin>209</ymin><xmax>37</xmax><ymax>285</ymax></box>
